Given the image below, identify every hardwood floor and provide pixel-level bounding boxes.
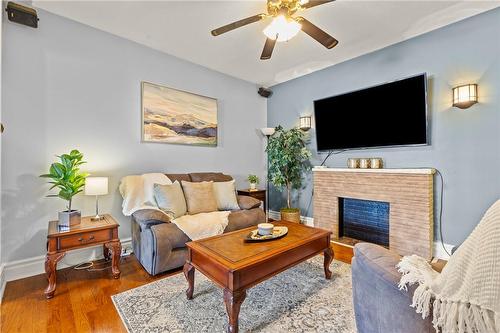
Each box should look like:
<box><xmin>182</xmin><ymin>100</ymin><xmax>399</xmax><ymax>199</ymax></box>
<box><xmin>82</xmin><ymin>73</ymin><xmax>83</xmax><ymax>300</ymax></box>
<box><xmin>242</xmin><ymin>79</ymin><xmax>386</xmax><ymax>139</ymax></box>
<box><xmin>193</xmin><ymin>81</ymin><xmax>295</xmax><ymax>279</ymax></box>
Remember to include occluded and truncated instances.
<box><xmin>0</xmin><ymin>255</ymin><xmax>182</xmax><ymax>333</ymax></box>
<box><xmin>0</xmin><ymin>246</ymin><xmax>445</xmax><ymax>332</ymax></box>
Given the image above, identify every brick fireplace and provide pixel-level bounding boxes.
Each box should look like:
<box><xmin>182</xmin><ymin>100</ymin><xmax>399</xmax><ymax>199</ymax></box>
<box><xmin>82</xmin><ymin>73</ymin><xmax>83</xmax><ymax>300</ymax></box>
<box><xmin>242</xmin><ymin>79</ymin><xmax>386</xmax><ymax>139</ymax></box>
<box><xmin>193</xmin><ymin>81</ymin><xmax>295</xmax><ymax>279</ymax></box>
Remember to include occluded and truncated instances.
<box><xmin>313</xmin><ymin>168</ymin><xmax>435</xmax><ymax>259</ymax></box>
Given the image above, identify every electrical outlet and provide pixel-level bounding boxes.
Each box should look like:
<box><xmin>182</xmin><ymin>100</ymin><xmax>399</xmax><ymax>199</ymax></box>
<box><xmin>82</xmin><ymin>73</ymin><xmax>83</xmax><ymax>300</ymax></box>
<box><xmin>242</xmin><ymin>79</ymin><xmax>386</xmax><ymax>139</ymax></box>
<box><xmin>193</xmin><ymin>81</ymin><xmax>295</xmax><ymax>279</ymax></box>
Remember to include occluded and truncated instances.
<box><xmin>121</xmin><ymin>246</ymin><xmax>133</xmax><ymax>257</ymax></box>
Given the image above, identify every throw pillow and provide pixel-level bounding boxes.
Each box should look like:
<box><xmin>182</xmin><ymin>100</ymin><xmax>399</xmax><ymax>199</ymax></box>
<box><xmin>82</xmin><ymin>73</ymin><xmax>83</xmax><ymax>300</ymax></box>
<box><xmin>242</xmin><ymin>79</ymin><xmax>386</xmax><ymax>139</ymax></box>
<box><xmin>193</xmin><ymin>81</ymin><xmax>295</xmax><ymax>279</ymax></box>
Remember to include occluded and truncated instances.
<box><xmin>181</xmin><ymin>181</ymin><xmax>218</xmax><ymax>215</ymax></box>
<box><xmin>212</xmin><ymin>180</ymin><xmax>240</xmax><ymax>211</ymax></box>
<box><xmin>153</xmin><ymin>181</ymin><xmax>187</xmax><ymax>219</ymax></box>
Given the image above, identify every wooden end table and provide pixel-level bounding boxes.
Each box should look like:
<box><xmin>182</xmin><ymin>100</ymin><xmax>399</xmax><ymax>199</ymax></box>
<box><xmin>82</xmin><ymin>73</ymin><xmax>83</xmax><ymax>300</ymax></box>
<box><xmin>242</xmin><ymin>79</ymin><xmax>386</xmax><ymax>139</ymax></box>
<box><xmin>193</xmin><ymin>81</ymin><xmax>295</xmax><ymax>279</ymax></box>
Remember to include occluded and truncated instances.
<box><xmin>183</xmin><ymin>220</ymin><xmax>333</xmax><ymax>333</ymax></box>
<box><xmin>45</xmin><ymin>214</ymin><xmax>121</xmax><ymax>299</ymax></box>
<box><xmin>237</xmin><ymin>189</ymin><xmax>266</xmax><ymax>212</ymax></box>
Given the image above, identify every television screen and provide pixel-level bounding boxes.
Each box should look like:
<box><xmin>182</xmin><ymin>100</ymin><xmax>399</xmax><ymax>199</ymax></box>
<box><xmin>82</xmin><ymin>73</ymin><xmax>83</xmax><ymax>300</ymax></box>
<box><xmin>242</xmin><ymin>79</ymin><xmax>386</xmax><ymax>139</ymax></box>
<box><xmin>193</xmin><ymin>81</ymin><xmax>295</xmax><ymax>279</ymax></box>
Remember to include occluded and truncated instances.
<box><xmin>314</xmin><ymin>74</ymin><xmax>428</xmax><ymax>151</ymax></box>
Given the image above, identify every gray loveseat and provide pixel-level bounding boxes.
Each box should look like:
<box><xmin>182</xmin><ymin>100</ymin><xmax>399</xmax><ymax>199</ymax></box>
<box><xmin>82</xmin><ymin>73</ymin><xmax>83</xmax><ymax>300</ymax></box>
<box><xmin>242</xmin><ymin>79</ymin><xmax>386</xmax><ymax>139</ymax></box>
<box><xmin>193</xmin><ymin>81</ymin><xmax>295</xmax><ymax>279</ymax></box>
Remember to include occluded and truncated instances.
<box><xmin>131</xmin><ymin>172</ymin><xmax>266</xmax><ymax>275</ymax></box>
<box><xmin>352</xmin><ymin>243</ymin><xmax>436</xmax><ymax>333</ymax></box>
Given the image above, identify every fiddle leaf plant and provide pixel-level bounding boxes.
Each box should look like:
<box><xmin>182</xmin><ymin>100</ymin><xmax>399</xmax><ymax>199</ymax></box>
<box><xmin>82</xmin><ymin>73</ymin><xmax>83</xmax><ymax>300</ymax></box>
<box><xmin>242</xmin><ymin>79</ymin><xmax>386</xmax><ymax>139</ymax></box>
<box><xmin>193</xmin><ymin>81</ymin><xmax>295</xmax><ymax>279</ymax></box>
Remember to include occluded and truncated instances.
<box><xmin>266</xmin><ymin>126</ymin><xmax>311</xmax><ymax>209</ymax></box>
<box><xmin>40</xmin><ymin>149</ymin><xmax>89</xmax><ymax>212</ymax></box>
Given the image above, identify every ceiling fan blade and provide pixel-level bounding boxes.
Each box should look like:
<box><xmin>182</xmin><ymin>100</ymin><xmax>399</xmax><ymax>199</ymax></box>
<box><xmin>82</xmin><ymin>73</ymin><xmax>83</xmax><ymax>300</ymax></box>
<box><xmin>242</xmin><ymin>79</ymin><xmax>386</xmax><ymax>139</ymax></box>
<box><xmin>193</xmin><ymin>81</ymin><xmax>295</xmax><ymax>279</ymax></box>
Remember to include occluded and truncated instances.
<box><xmin>260</xmin><ymin>38</ymin><xmax>277</xmax><ymax>60</ymax></box>
<box><xmin>297</xmin><ymin>17</ymin><xmax>338</xmax><ymax>49</ymax></box>
<box><xmin>211</xmin><ymin>14</ymin><xmax>266</xmax><ymax>36</ymax></box>
<box><xmin>301</xmin><ymin>0</ymin><xmax>335</xmax><ymax>9</ymax></box>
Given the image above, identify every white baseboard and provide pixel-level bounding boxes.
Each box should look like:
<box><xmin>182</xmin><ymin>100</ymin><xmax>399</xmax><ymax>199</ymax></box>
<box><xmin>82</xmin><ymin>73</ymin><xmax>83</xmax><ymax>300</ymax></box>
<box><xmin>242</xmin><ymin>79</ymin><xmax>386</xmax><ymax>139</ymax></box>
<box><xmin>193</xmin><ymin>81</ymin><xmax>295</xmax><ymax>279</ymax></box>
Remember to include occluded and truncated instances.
<box><xmin>0</xmin><ymin>237</ymin><xmax>132</xmax><ymax>302</ymax></box>
<box><xmin>269</xmin><ymin>210</ymin><xmax>454</xmax><ymax>260</ymax></box>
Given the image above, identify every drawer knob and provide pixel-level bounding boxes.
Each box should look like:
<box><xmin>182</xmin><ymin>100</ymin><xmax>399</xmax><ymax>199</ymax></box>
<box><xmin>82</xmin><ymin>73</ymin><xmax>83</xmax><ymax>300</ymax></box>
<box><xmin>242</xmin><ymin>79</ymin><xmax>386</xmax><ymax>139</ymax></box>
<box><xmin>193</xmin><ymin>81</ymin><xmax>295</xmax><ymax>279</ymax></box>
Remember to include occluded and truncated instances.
<box><xmin>78</xmin><ymin>237</ymin><xmax>83</xmax><ymax>242</ymax></box>
<box><xmin>89</xmin><ymin>235</ymin><xmax>95</xmax><ymax>240</ymax></box>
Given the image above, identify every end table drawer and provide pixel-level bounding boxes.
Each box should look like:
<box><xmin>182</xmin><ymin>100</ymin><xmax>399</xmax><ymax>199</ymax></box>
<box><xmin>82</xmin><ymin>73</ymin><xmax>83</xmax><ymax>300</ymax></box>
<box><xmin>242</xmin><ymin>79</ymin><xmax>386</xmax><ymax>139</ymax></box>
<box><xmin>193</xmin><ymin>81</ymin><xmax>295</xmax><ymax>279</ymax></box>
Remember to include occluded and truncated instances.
<box><xmin>58</xmin><ymin>229</ymin><xmax>111</xmax><ymax>250</ymax></box>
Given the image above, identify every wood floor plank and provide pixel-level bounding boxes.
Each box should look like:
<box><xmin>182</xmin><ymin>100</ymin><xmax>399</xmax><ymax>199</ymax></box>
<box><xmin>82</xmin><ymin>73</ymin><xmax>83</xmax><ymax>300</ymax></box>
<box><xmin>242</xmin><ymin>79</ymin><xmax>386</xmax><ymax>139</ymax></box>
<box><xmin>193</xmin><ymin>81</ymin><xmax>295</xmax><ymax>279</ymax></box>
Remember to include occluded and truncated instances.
<box><xmin>1</xmin><ymin>255</ymin><xmax>181</xmax><ymax>333</ymax></box>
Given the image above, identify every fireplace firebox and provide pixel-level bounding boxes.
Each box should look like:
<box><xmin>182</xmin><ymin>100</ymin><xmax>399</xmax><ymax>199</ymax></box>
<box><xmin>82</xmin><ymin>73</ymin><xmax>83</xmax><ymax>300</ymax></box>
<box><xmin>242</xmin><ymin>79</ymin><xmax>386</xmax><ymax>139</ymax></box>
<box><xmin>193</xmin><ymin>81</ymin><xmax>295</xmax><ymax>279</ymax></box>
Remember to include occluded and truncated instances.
<box><xmin>339</xmin><ymin>198</ymin><xmax>390</xmax><ymax>247</ymax></box>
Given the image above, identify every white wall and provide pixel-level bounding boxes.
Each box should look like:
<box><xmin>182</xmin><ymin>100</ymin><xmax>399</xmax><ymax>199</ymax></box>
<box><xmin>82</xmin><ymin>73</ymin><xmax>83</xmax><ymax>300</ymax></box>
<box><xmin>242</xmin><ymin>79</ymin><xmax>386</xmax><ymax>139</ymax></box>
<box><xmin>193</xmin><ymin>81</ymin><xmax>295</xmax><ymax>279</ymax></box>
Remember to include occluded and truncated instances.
<box><xmin>1</xmin><ymin>9</ymin><xmax>267</xmax><ymax>264</ymax></box>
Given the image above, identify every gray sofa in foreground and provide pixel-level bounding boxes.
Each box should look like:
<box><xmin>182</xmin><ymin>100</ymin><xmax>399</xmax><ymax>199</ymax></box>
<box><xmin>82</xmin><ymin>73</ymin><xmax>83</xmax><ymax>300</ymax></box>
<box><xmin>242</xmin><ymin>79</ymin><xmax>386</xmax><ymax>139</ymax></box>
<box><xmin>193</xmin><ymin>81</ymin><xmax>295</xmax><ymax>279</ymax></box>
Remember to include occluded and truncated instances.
<box><xmin>352</xmin><ymin>243</ymin><xmax>435</xmax><ymax>333</ymax></box>
<box><xmin>131</xmin><ymin>172</ymin><xmax>266</xmax><ymax>275</ymax></box>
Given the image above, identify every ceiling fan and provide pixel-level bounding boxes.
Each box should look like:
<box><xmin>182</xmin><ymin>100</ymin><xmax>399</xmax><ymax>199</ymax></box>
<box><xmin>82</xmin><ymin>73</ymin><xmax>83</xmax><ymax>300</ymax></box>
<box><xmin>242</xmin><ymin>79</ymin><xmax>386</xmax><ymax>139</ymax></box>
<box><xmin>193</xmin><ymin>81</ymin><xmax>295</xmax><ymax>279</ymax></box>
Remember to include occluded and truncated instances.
<box><xmin>211</xmin><ymin>0</ymin><xmax>338</xmax><ymax>60</ymax></box>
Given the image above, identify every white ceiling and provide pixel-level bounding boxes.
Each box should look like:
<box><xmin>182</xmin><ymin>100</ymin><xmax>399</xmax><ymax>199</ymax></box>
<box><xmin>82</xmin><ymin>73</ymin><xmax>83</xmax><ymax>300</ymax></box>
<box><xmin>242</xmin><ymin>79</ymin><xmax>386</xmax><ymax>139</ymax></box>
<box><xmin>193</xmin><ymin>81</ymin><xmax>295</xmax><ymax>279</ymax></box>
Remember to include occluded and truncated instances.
<box><xmin>33</xmin><ymin>1</ymin><xmax>500</xmax><ymax>86</ymax></box>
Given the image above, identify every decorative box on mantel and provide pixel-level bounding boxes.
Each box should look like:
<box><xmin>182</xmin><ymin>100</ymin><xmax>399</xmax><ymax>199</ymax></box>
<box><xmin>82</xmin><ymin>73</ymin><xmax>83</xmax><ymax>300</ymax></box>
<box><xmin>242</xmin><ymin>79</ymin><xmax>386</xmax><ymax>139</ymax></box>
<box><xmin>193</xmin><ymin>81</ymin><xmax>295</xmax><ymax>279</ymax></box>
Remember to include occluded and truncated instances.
<box><xmin>313</xmin><ymin>168</ymin><xmax>435</xmax><ymax>259</ymax></box>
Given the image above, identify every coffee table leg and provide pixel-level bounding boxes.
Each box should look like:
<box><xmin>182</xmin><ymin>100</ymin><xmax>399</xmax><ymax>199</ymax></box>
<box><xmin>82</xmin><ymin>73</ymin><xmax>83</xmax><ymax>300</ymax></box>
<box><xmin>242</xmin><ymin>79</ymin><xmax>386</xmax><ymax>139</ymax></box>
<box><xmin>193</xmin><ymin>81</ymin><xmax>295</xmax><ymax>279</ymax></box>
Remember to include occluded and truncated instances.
<box><xmin>324</xmin><ymin>246</ymin><xmax>334</xmax><ymax>279</ymax></box>
<box><xmin>183</xmin><ymin>262</ymin><xmax>195</xmax><ymax>300</ymax></box>
<box><xmin>223</xmin><ymin>289</ymin><xmax>246</xmax><ymax>333</ymax></box>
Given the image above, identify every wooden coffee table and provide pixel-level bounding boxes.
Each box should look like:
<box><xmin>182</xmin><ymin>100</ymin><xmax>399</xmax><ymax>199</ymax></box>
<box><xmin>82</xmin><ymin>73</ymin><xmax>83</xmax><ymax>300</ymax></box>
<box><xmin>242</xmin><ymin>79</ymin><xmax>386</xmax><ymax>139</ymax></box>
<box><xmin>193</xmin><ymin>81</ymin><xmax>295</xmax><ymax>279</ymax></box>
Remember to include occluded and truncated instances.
<box><xmin>183</xmin><ymin>220</ymin><xmax>333</xmax><ymax>333</ymax></box>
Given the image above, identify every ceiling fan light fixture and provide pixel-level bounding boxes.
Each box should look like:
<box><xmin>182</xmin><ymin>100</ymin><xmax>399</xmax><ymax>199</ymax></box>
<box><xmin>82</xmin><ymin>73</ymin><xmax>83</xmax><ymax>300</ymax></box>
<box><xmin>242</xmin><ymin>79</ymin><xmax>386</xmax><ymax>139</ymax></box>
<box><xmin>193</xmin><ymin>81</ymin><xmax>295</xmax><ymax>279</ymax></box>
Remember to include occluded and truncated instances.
<box><xmin>263</xmin><ymin>15</ymin><xmax>302</xmax><ymax>42</ymax></box>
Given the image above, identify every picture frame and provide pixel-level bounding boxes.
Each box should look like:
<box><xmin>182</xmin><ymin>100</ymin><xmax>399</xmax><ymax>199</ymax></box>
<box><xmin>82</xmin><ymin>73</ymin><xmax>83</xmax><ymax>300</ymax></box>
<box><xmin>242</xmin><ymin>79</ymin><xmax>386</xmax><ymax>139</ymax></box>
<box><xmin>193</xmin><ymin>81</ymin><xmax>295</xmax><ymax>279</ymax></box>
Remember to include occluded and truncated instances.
<box><xmin>141</xmin><ymin>81</ymin><xmax>218</xmax><ymax>146</ymax></box>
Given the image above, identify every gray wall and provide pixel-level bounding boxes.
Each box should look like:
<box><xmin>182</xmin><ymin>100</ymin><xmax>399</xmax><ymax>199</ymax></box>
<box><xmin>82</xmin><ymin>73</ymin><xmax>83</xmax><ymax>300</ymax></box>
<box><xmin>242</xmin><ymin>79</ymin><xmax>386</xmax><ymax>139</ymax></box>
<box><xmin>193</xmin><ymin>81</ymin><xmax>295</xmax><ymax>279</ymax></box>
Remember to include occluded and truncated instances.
<box><xmin>267</xmin><ymin>8</ymin><xmax>500</xmax><ymax>246</ymax></box>
<box><xmin>2</xmin><ymin>10</ymin><xmax>266</xmax><ymax>263</ymax></box>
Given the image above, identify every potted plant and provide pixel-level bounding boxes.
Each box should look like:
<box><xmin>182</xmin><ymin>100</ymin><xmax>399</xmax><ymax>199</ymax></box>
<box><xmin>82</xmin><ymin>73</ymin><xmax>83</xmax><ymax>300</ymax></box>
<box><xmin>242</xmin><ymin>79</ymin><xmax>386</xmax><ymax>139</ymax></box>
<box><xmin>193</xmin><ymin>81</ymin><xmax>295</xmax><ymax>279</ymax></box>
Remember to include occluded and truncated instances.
<box><xmin>266</xmin><ymin>126</ymin><xmax>311</xmax><ymax>223</ymax></box>
<box><xmin>247</xmin><ymin>174</ymin><xmax>260</xmax><ymax>191</ymax></box>
<box><xmin>41</xmin><ymin>149</ymin><xmax>89</xmax><ymax>227</ymax></box>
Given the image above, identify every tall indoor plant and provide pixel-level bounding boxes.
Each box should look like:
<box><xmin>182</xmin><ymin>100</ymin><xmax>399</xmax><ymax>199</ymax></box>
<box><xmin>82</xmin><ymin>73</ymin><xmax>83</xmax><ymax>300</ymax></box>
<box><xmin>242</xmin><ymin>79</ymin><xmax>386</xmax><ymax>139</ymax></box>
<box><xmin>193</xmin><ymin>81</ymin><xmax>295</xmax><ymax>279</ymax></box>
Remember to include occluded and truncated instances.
<box><xmin>41</xmin><ymin>149</ymin><xmax>88</xmax><ymax>227</ymax></box>
<box><xmin>266</xmin><ymin>126</ymin><xmax>311</xmax><ymax>223</ymax></box>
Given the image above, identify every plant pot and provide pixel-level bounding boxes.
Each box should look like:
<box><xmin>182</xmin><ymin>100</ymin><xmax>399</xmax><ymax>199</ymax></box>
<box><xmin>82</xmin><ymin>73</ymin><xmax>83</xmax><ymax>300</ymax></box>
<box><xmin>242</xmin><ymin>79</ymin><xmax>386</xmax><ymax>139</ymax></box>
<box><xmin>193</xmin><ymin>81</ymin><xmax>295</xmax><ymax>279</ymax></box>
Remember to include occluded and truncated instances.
<box><xmin>249</xmin><ymin>183</ymin><xmax>257</xmax><ymax>191</ymax></box>
<box><xmin>58</xmin><ymin>210</ymin><xmax>81</xmax><ymax>228</ymax></box>
<box><xmin>280</xmin><ymin>208</ymin><xmax>301</xmax><ymax>223</ymax></box>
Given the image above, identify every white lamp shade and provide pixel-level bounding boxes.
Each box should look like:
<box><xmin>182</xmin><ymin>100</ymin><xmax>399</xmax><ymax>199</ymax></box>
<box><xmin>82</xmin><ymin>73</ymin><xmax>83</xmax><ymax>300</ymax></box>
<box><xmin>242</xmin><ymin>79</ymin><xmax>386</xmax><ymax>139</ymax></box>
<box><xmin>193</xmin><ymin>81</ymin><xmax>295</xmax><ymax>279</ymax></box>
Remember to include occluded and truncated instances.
<box><xmin>85</xmin><ymin>177</ymin><xmax>109</xmax><ymax>196</ymax></box>
<box><xmin>260</xmin><ymin>127</ymin><xmax>275</xmax><ymax>136</ymax></box>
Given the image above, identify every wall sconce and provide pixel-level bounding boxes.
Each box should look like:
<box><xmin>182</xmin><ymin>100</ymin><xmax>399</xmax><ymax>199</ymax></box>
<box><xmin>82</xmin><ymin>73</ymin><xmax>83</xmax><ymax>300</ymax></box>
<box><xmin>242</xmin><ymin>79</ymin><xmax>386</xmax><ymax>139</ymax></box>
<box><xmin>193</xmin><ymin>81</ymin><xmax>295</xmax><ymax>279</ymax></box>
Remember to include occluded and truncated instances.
<box><xmin>299</xmin><ymin>115</ymin><xmax>312</xmax><ymax>131</ymax></box>
<box><xmin>452</xmin><ymin>84</ymin><xmax>478</xmax><ymax>109</ymax></box>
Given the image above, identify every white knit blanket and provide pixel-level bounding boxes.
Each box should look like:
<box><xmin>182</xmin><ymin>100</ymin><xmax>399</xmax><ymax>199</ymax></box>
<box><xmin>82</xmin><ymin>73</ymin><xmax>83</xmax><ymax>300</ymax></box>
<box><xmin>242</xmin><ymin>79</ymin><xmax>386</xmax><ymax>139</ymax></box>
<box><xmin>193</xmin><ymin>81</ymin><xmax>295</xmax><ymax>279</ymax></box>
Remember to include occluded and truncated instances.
<box><xmin>398</xmin><ymin>199</ymin><xmax>500</xmax><ymax>333</ymax></box>
<box><xmin>119</xmin><ymin>173</ymin><xmax>171</xmax><ymax>216</ymax></box>
<box><xmin>172</xmin><ymin>211</ymin><xmax>230</xmax><ymax>241</ymax></box>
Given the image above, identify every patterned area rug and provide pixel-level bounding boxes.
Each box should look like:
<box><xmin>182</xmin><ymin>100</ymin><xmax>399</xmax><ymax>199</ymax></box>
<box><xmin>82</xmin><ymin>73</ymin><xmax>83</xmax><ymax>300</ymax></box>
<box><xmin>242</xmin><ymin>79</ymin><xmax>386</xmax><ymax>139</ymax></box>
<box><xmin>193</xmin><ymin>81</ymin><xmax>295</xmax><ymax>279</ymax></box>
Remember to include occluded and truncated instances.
<box><xmin>112</xmin><ymin>257</ymin><xmax>355</xmax><ymax>333</ymax></box>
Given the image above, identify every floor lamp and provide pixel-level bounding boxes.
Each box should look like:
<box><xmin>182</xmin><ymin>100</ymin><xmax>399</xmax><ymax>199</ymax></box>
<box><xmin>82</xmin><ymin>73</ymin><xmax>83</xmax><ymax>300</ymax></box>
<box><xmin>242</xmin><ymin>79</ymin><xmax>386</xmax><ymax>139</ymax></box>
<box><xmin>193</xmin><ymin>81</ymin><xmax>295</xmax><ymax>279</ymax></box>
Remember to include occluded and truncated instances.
<box><xmin>260</xmin><ymin>127</ymin><xmax>275</xmax><ymax>221</ymax></box>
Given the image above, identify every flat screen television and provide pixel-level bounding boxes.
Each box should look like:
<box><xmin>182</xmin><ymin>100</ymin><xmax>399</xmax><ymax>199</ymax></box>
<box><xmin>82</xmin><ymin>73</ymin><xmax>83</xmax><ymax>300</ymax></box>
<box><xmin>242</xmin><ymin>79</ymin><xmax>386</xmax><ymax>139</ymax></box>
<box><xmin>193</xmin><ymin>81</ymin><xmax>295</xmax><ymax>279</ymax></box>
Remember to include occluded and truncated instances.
<box><xmin>314</xmin><ymin>73</ymin><xmax>428</xmax><ymax>151</ymax></box>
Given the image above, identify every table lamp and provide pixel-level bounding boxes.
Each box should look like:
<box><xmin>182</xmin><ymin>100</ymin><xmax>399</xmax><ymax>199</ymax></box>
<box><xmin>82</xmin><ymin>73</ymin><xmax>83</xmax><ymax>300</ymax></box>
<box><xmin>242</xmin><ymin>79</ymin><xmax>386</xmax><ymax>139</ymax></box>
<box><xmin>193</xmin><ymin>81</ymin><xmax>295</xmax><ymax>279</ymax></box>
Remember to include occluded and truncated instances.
<box><xmin>85</xmin><ymin>177</ymin><xmax>108</xmax><ymax>221</ymax></box>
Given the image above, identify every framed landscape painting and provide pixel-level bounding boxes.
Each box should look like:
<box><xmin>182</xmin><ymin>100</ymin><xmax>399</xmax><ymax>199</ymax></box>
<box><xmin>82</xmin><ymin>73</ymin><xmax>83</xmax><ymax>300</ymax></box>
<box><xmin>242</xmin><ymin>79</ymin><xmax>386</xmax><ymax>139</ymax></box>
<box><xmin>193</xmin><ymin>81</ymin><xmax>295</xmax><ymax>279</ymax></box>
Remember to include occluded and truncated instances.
<box><xmin>141</xmin><ymin>82</ymin><xmax>218</xmax><ymax>146</ymax></box>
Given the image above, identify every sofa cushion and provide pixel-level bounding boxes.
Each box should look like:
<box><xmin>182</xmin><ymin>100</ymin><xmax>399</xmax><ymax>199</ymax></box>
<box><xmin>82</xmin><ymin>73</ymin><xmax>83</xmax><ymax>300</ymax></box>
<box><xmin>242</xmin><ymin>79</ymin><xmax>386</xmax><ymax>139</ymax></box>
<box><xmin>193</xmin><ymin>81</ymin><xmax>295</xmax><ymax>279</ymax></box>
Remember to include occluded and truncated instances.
<box><xmin>153</xmin><ymin>181</ymin><xmax>187</xmax><ymax>219</ymax></box>
<box><xmin>213</xmin><ymin>180</ymin><xmax>240</xmax><ymax>211</ymax></box>
<box><xmin>237</xmin><ymin>195</ymin><xmax>262</xmax><ymax>210</ymax></box>
<box><xmin>189</xmin><ymin>172</ymin><xmax>233</xmax><ymax>182</ymax></box>
<box><xmin>181</xmin><ymin>181</ymin><xmax>218</xmax><ymax>215</ymax></box>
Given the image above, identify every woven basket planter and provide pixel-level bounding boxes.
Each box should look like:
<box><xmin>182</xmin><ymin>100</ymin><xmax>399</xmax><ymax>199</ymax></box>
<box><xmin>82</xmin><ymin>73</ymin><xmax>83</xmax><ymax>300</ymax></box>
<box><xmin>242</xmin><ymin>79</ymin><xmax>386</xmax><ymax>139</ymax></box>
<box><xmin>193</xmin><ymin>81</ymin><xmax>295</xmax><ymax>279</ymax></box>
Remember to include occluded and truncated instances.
<box><xmin>280</xmin><ymin>208</ymin><xmax>301</xmax><ymax>223</ymax></box>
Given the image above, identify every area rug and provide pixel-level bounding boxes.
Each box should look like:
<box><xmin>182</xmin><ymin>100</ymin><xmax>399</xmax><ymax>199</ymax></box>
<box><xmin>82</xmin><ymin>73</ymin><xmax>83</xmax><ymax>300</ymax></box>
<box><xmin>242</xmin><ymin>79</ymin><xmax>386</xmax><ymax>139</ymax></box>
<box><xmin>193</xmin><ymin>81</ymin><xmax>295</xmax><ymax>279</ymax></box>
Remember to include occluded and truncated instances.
<box><xmin>112</xmin><ymin>257</ymin><xmax>355</xmax><ymax>333</ymax></box>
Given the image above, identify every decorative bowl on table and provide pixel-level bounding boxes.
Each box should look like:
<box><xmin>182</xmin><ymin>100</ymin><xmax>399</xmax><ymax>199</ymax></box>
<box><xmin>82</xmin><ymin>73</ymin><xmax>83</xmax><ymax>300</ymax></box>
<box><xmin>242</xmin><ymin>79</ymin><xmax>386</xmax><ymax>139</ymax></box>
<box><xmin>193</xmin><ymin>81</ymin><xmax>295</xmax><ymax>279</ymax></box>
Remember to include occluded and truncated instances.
<box><xmin>244</xmin><ymin>225</ymin><xmax>288</xmax><ymax>242</ymax></box>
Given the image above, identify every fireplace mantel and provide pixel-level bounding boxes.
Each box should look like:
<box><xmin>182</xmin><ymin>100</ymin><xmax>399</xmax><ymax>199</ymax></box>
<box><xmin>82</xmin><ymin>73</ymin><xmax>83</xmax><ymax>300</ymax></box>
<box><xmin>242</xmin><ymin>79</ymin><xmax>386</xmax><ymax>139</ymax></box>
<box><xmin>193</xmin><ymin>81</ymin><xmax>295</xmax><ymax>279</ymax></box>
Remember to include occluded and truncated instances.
<box><xmin>313</xmin><ymin>167</ymin><xmax>435</xmax><ymax>175</ymax></box>
<box><xmin>313</xmin><ymin>168</ymin><xmax>435</xmax><ymax>259</ymax></box>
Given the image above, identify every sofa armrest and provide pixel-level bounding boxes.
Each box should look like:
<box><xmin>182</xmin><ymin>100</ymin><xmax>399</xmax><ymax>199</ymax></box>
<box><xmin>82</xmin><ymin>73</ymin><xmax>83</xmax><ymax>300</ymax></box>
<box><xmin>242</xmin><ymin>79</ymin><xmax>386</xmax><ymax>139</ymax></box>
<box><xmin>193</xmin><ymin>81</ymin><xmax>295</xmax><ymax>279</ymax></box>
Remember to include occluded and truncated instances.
<box><xmin>237</xmin><ymin>195</ymin><xmax>262</xmax><ymax>210</ymax></box>
<box><xmin>132</xmin><ymin>209</ymin><xmax>171</xmax><ymax>231</ymax></box>
<box><xmin>150</xmin><ymin>222</ymin><xmax>190</xmax><ymax>250</ymax></box>
<box><xmin>351</xmin><ymin>243</ymin><xmax>435</xmax><ymax>333</ymax></box>
<box><xmin>353</xmin><ymin>242</ymin><xmax>402</xmax><ymax>289</ymax></box>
